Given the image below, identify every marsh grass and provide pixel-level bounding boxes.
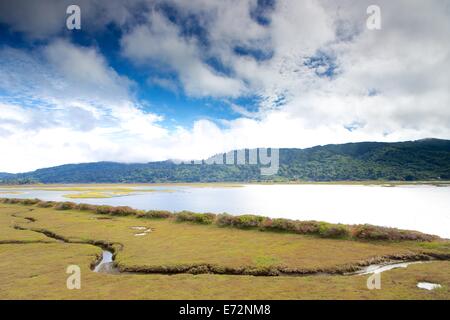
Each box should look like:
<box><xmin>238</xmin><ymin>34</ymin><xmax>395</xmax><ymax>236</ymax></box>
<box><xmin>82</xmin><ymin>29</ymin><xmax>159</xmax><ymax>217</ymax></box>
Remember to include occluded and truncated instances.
<box><xmin>0</xmin><ymin>241</ymin><xmax>448</xmax><ymax>299</ymax></box>
<box><xmin>0</xmin><ymin>202</ymin><xmax>449</xmax><ymax>299</ymax></box>
<box><xmin>2</xmin><ymin>200</ymin><xmax>449</xmax><ymax>272</ymax></box>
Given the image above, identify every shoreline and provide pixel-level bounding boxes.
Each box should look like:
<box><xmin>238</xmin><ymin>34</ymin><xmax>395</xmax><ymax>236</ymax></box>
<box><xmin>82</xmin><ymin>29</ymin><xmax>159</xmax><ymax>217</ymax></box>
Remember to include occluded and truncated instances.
<box><xmin>1</xmin><ymin>180</ymin><xmax>450</xmax><ymax>188</ymax></box>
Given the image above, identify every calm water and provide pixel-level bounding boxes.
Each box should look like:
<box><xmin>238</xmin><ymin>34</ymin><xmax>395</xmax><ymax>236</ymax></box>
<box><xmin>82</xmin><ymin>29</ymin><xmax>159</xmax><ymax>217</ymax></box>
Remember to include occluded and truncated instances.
<box><xmin>1</xmin><ymin>184</ymin><xmax>449</xmax><ymax>238</ymax></box>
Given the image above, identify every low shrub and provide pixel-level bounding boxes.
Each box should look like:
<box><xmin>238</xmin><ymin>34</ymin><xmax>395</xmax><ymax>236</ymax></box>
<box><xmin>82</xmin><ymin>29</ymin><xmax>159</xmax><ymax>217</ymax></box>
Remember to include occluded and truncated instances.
<box><xmin>265</xmin><ymin>218</ymin><xmax>297</xmax><ymax>232</ymax></box>
<box><xmin>20</xmin><ymin>198</ymin><xmax>40</xmax><ymax>205</ymax></box>
<box><xmin>1</xmin><ymin>198</ymin><xmax>21</xmax><ymax>204</ymax></box>
<box><xmin>76</xmin><ymin>203</ymin><xmax>97</xmax><ymax>211</ymax></box>
<box><xmin>216</xmin><ymin>213</ymin><xmax>235</xmax><ymax>226</ymax></box>
<box><xmin>37</xmin><ymin>201</ymin><xmax>56</xmax><ymax>208</ymax></box>
<box><xmin>261</xmin><ymin>218</ymin><xmax>321</xmax><ymax>235</ymax></box>
<box><xmin>397</xmin><ymin>230</ymin><xmax>437</xmax><ymax>242</ymax></box>
<box><xmin>318</xmin><ymin>223</ymin><xmax>351</xmax><ymax>239</ymax></box>
<box><xmin>217</xmin><ymin>214</ymin><xmax>264</xmax><ymax>229</ymax></box>
<box><xmin>96</xmin><ymin>205</ymin><xmax>114</xmax><ymax>215</ymax></box>
<box><xmin>294</xmin><ymin>221</ymin><xmax>322</xmax><ymax>234</ymax></box>
<box><xmin>233</xmin><ymin>215</ymin><xmax>265</xmax><ymax>228</ymax></box>
<box><xmin>109</xmin><ymin>206</ymin><xmax>136</xmax><ymax>216</ymax></box>
<box><xmin>352</xmin><ymin>225</ymin><xmax>436</xmax><ymax>242</ymax></box>
<box><xmin>140</xmin><ymin>210</ymin><xmax>173</xmax><ymax>219</ymax></box>
<box><xmin>55</xmin><ymin>201</ymin><xmax>77</xmax><ymax>210</ymax></box>
<box><xmin>175</xmin><ymin>211</ymin><xmax>216</xmax><ymax>224</ymax></box>
<box><xmin>353</xmin><ymin>225</ymin><xmax>391</xmax><ymax>240</ymax></box>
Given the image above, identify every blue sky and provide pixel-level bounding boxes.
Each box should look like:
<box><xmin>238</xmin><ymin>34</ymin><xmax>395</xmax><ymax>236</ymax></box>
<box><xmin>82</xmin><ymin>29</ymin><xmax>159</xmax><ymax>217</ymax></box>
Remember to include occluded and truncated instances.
<box><xmin>0</xmin><ymin>6</ymin><xmax>264</xmax><ymax>129</ymax></box>
<box><xmin>0</xmin><ymin>0</ymin><xmax>449</xmax><ymax>172</ymax></box>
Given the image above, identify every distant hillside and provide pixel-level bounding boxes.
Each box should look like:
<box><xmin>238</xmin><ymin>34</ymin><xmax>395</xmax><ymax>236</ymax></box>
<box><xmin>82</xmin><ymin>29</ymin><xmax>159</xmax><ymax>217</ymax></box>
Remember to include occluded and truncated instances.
<box><xmin>1</xmin><ymin>139</ymin><xmax>449</xmax><ymax>184</ymax></box>
<box><xmin>0</xmin><ymin>173</ymin><xmax>14</xmax><ymax>180</ymax></box>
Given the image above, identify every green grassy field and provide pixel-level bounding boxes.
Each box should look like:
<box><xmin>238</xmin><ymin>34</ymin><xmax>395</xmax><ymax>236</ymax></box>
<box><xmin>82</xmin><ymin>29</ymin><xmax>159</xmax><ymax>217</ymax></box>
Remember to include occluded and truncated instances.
<box><xmin>0</xmin><ymin>202</ymin><xmax>449</xmax><ymax>299</ymax></box>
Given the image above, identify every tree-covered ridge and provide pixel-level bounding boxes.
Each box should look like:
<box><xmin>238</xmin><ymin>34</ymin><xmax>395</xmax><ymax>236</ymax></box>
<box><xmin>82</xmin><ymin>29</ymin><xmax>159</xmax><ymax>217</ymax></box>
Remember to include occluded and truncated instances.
<box><xmin>1</xmin><ymin>139</ymin><xmax>449</xmax><ymax>184</ymax></box>
<box><xmin>279</xmin><ymin>139</ymin><xmax>450</xmax><ymax>181</ymax></box>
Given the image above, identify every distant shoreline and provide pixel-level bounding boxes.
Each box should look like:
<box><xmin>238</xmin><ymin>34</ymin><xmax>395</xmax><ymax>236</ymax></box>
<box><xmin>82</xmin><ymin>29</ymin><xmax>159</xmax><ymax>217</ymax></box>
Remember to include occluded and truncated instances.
<box><xmin>1</xmin><ymin>180</ymin><xmax>450</xmax><ymax>188</ymax></box>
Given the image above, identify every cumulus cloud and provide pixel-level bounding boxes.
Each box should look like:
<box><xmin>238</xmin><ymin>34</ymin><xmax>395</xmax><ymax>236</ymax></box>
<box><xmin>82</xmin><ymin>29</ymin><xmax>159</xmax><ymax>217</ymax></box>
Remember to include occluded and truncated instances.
<box><xmin>0</xmin><ymin>40</ymin><xmax>168</xmax><ymax>172</ymax></box>
<box><xmin>121</xmin><ymin>11</ymin><xmax>245</xmax><ymax>97</ymax></box>
<box><xmin>215</xmin><ymin>0</ymin><xmax>450</xmax><ymax>138</ymax></box>
<box><xmin>0</xmin><ymin>0</ymin><xmax>145</xmax><ymax>38</ymax></box>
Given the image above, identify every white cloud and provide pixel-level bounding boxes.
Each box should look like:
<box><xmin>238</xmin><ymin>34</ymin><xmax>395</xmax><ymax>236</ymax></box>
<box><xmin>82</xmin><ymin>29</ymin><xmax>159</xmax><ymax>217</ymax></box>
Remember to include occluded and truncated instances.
<box><xmin>0</xmin><ymin>0</ymin><xmax>145</xmax><ymax>38</ymax></box>
<box><xmin>0</xmin><ymin>41</ymin><xmax>168</xmax><ymax>172</ymax></box>
<box><xmin>122</xmin><ymin>11</ymin><xmax>245</xmax><ymax>97</ymax></box>
<box><xmin>214</xmin><ymin>0</ymin><xmax>450</xmax><ymax>140</ymax></box>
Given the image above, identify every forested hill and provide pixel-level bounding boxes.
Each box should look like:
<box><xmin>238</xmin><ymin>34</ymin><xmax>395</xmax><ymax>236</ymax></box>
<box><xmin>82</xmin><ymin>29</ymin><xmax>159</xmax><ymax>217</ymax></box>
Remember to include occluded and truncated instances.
<box><xmin>1</xmin><ymin>139</ymin><xmax>449</xmax><ymax>184</ymax></box>
<box><xmin>0</xmin><ymin>173</ymin><xmax>14</xmax><ymax>180</ymax></box>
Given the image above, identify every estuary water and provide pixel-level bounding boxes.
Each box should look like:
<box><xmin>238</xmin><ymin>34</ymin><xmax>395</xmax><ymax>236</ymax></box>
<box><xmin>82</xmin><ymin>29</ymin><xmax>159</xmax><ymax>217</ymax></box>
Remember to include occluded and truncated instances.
<box><xmin>1</xmin><ymin>184</ymin><xmax>449</xmax><ymax>238</ymax></box>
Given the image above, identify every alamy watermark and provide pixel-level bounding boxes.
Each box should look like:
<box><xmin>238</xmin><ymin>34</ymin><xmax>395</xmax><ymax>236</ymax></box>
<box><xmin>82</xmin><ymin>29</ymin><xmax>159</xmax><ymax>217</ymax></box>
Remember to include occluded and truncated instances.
<box><xmin>66</xmin><ymin>265</ymin><xmax>81</xmax><ymax>290</ymax></box>
<box><xmin>66</xmin><ymin>4</ymin><xmax>382</xmax><ymax>31</ymax></box>
<box><xmin>367</xmin><ymin>273</ymin><xmax>381</xmax><ymax>290</ymax></box>
<box><xmin>66</xmin><ymin>5</ymin><xmax>81</xmax><ymax>30</ymax></box>
<box><xmin>172</xmin><ymin>148</ymin><xmax>279</xmax><ymax>176</ymax></box>
<box><xmin>367</xmin><ymin>5</ymin><xmax>382</xmax><ymax>30</ymax></box>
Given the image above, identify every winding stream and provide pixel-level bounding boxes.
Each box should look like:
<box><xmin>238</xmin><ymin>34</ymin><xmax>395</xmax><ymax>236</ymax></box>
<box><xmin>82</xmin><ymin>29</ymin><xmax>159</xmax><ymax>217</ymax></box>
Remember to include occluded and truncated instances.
<box><xmin>350</xmin><ymin>261</ymin><xmax>426</xmax><ymax>275</ymax></box>
<box><xmin>92</xmin><ymin>248</ymin><xmax>436</xmax><ymax>277</ymax></box>
<box><xmin>93</xmin><ymin>250</ymin><xmax>118</xmax><ymax>273</ymax></box>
